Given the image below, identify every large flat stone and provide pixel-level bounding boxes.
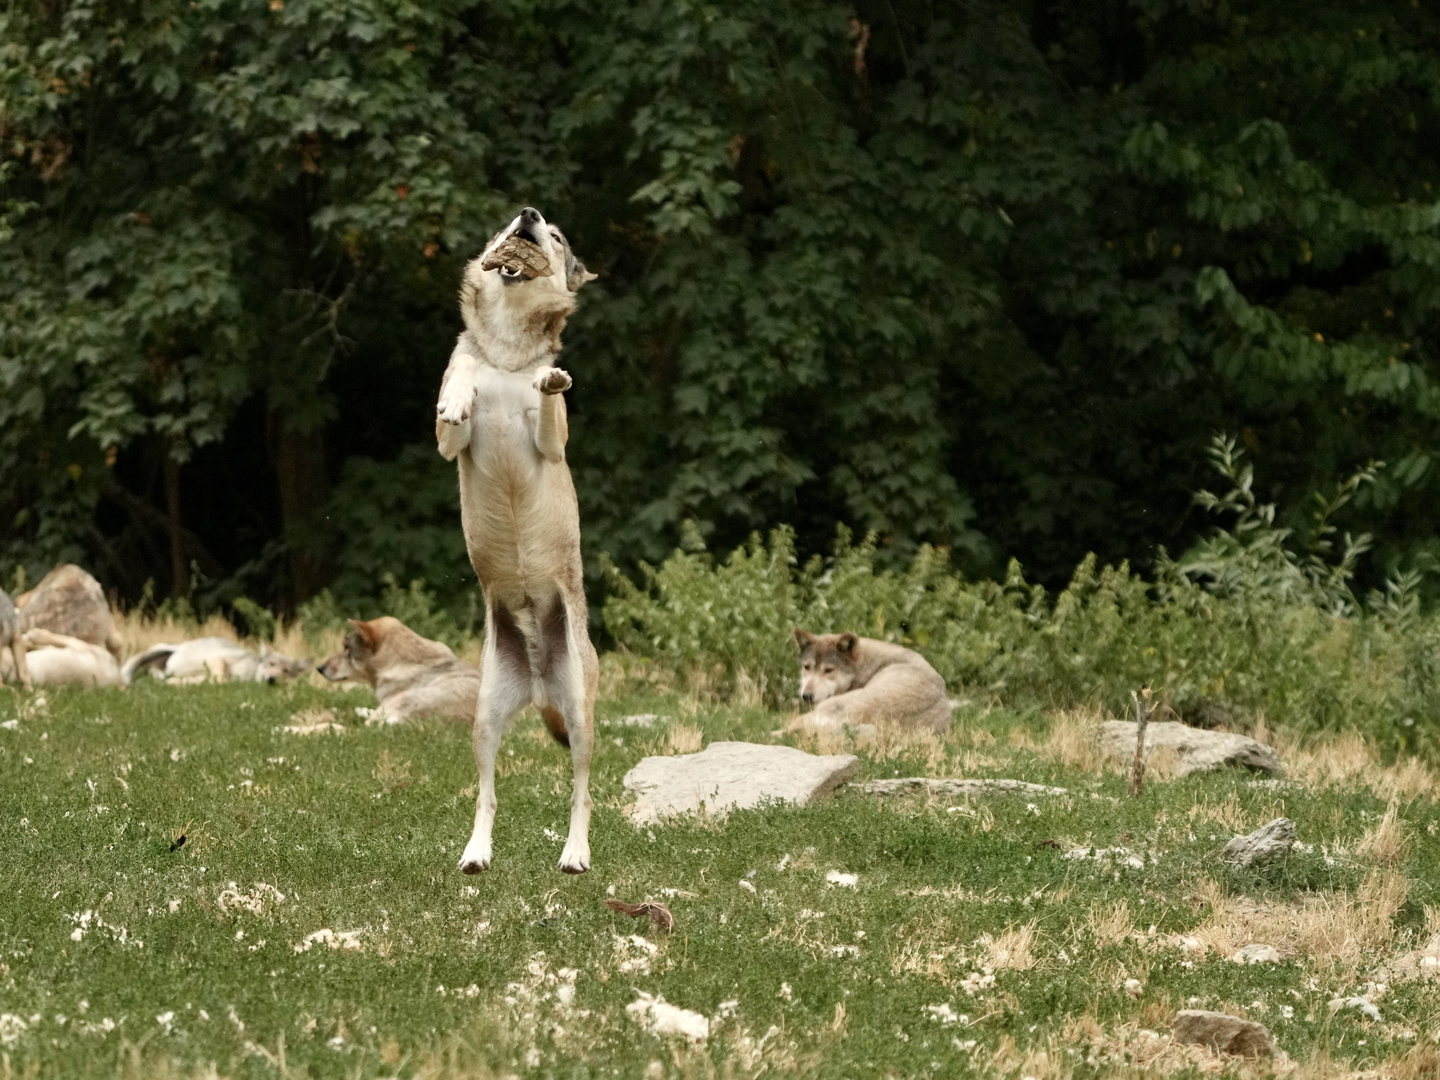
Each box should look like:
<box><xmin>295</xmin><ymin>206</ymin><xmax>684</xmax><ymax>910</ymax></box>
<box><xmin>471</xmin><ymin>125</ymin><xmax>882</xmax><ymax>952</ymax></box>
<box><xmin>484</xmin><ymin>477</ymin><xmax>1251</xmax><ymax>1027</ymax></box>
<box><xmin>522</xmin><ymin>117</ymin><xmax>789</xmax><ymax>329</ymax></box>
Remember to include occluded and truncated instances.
<box><xmin>1173</xmin><ymin>1010</ymin><xmax>1275</xmax><ymax>1057</ymax></box>
<box><xmin>1100</xmin><ymin>720</ymin><xmax>1284</xmax><ymax>777</ymax></box>
<box><xmin>861</xmin><ymin>778</ymin><xmax>1067</xmax><ymax>798</ymax></box>
<box><xmin>623</xmin><ymin>741</ymin><xmax>859</xmax><ymax>825</ymax></box>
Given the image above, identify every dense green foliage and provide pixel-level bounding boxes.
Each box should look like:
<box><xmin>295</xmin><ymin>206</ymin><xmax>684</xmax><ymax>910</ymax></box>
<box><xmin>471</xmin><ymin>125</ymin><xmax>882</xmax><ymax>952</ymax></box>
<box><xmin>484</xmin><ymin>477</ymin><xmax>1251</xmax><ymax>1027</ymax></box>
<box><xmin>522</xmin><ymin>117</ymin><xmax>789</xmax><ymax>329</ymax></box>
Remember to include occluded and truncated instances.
<box><xmin>605</xmin><ymin>439</ymin><xmax>1440</xmax><ymax>756</ymax></box>
<box><xmin>5</xmin><ymin>2</ymin><xmax>1440</xmax><ymax>613</ymax></box>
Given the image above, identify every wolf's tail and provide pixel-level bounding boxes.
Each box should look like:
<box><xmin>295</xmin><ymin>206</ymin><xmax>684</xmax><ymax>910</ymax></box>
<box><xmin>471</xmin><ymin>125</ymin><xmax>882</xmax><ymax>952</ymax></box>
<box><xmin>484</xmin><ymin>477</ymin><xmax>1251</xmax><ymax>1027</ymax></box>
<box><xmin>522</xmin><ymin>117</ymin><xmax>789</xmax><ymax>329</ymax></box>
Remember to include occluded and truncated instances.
<box><xmin>540</xmin><ymin>705</ymin><xmax>570</xmax><ymax>747</ymax></box>
<box><xmin>120</xmin><ymin>643</ymin><xmax>177</xmax><ymax>686</ymax></box>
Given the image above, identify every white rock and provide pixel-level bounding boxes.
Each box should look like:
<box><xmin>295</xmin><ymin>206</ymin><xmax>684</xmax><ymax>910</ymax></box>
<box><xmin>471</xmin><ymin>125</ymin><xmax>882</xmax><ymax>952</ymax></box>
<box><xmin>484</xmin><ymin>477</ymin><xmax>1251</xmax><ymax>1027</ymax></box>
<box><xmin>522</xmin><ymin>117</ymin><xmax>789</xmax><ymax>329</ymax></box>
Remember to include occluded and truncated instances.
<box><xmin>1328</xmin><ymin>996</ymin><xmax>1382</xmax><ymax>1022</ymax></box>
<box><xmin>627</xmin><ymin>993</ymin><xmax>709</xmax><ymax>1042</ymax></box>
<box><xmin>1232</xmin><ymin>944</ymin><xmax>1282</xmax><ymax>965</ymax></box>
<box><xmin>623</xmin><ymin>741</ymin><xmax>859</xmax><ymax>825</ymax></box>
<box><xmin>1221</xmin><ymin>818</ymin><xmax>1295</xmax><ymax>868</ymax></box>
<box><xmin>1100</xmin><ymin>720</ymin><xmax>1284</xmax><ymax>777</ymax></box>
<box><xmin>825</xmin><ymin>870</ymin><xmax>858</xmax><ymax>888</ymax></box>
<box><xmin>1124</xmin><ymin>979</ymin><xmax>1143</xmax><ymax>997</ymax></box>
<box><xmin>861</xmin><ymin>777</ymin><xmax>1067</xmax><ymax>797</ymax></box>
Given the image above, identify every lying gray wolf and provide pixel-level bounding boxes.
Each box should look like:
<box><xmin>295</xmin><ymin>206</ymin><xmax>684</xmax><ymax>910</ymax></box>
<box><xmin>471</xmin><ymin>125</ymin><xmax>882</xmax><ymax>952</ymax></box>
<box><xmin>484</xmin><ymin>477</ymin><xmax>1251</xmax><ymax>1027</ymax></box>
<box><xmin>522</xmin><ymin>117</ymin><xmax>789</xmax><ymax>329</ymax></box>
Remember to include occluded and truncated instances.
<box><xmin>13</xmin><ymin>629</ymin><xmax>123</xmax><ymax>688</ymax></box>
<box><xmin>0</xmin><ymin>587</ymin><xmax>31</xmax><ymax>689</ymax></box>
<box><xmin>435</xmin><ymin>206</ymin><xmax>598</xmax><ymax>875</ymax></box>
<box><xmin>791</xmin><ymin>629</ymin><xmax>952</xmax><ymax>733</ymax></box>
<box><xmin>318</xmin><ymin>617</ymin><xmax>480</xmax><ymax>724</ymax></box>
<box><xmin>122</xmin><ymin>638</ymin><xmax>311</xmax><ymax>685</ymax></box>
<box><xmin>17</xmin><ymin>564</ymin><xmax>123</xmax><ymax>660</ymax></box>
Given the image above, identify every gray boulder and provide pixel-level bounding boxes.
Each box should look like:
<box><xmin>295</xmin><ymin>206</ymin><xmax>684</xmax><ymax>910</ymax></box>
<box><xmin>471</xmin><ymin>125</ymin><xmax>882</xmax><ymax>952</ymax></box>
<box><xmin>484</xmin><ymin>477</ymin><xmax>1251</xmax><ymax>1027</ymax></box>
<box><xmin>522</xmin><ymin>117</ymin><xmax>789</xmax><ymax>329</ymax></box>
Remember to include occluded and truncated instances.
<box><xmin>624</xmin><ymin>741</ymin><xmax>859</xmax><ymax>825</ymax></box>
<box><xmin>1100</xmin><ymin>720</ymin><xmax>1284</xmax><ymax>777</ymax></box>
<box><xmin>1173</xmin><ymin>1010</ymin><xmax>1276</xmax><ymax>1057</ymax></box>
<box><xmin>1221</xmin><ymin>818</ymin><xmax>1296</xmax><ymax>868</ymax></box>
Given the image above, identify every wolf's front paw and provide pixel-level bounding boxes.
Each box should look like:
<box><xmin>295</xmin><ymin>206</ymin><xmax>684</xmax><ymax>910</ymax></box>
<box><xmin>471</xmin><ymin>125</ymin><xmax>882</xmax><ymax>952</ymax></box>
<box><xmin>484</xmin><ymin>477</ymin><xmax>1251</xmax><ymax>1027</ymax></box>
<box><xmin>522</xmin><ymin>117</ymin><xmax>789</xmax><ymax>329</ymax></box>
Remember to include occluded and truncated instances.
<box><xmin>533</xmin><ymin>367</ymin><xmax>572</xmax><ymax>395</ymax></box>
<box><xmin>458</xmin><ymin>837</ymin><xmax>492</xmax><ymax>874</ymax></box>
<box><xmin>557</xmin><ymin>840</ymin><xmax>590</xmax><ymax>875</ymax></box>
<box><xmin>437</xmin><ymin>382</ymin><xmax>476</xmax><ymax>424</ymax></box>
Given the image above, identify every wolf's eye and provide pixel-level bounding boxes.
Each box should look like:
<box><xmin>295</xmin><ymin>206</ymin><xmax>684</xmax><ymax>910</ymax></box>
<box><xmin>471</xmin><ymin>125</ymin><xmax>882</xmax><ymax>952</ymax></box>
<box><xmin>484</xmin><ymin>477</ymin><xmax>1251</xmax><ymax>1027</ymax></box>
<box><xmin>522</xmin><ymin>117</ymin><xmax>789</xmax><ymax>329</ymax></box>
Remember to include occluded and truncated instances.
<box><xmin>822</xmin><ymin>666</ymin><xmax>834</xmax><ymax>675</ymax></box>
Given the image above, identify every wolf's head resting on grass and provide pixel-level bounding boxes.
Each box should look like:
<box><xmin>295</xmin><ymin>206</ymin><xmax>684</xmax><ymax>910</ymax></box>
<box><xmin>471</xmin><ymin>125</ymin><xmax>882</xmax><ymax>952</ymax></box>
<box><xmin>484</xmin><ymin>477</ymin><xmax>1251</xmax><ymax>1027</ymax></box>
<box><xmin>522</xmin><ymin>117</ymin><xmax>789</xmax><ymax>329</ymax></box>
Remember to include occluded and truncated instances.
<box><xmin>458</xmin><ymin>207</ymin><xmax>596</xmax><ymax>370</ymax></box>
<box><xmin>793</xmin><ymin>629</ymin><xmax>862</xmax><ymax>705</ymax></box>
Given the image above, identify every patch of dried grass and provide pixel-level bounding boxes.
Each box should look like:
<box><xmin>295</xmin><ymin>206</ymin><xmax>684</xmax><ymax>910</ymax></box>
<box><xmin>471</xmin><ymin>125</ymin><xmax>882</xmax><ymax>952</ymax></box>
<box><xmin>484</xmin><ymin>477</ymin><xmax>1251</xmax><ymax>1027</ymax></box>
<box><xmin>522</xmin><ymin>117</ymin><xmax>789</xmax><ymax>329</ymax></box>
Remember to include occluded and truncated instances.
<box><xmin>665</xmin><ymin>723</ymin><xmax>703</xmax><ymax>756</ymax></box>
<box><xmin>860</xmin><ymin>722</ymin><xmax>947</xmax><ymax>773</ymax></box>
<box><xmin>1271</xmin><ymin>728</ymin><xmax>1438</xmax><ymax>803</ymax></box>
<box><xmin>1356</xmin><ymin>798</ymin><xmax>1411</xmax><ymax>866</ymax></box>
<box><xmin>113</xmin><ymin>606</ymin><xmax>239</xmax><ymax>656</ymax></box>
<box><xmin>978</xmin><ymin>920</ymin><xmax>1038</xmax><ymax>971</ymax></box>
<box><xmin>1082</xmin><ymin>899</ymin><xmax>1137</xmax><ymax>946</ymax></box>
<box><xmin>1183</xmin><ymin>870</ymin><xmax>1409</xmax><ymax>972</ymax></box>
<box><xmin>1038</xmin><ymin>707</ymin><xmax>1104</xmax><ymax>774</ymax></box>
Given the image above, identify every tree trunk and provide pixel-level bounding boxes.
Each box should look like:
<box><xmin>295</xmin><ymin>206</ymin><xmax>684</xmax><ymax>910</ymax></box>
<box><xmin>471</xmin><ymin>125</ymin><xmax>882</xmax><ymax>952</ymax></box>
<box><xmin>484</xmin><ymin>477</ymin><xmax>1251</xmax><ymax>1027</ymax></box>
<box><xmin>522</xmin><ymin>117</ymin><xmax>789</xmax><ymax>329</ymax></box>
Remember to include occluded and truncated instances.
<box><xmin>162</xmin><ymin>454</ymin><xmax>189</xmax><ymax>598</ymax></box>
<box><xmin>270</xmin><ymin>419</ymin><xmax>330</xmax><ymax>606</ymax></box>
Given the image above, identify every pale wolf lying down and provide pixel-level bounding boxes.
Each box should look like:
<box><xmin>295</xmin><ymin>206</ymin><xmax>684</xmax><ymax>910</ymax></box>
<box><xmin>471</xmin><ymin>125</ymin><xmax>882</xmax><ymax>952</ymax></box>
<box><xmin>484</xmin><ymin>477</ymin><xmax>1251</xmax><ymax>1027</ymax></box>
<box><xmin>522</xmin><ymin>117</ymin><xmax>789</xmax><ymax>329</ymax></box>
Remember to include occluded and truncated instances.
<box><xmin>16</xmin><ymin>564</ymin><xmax>123</xmax><ymax>660</ymax></box>
<box><xmin>318</xmin><ymin>617</ymin><xmax>480</xmax><ymax>724</ymax></box>
<box><xmin>121</xmin><ymin>638</ymin><xmax>311</xmax><ymax>685</ymax></box>
<box><xmin>790</xmin><ymin>629</ymin><xmax>952</xmax><ymax>733</ymax></box>
<box><xmin>0</xmin><ymin>588</ymin><xmax>30</xmax><ymax>689</ymax></box>
<box><xmin>7</xmin><ymin>629</ymin><xmax>123</xmax><ymax>688</ymax></box>
<box><xmin>435</xmin><ymin>206</ymin><xmax>598</xmax><ymax>875</ymax></box>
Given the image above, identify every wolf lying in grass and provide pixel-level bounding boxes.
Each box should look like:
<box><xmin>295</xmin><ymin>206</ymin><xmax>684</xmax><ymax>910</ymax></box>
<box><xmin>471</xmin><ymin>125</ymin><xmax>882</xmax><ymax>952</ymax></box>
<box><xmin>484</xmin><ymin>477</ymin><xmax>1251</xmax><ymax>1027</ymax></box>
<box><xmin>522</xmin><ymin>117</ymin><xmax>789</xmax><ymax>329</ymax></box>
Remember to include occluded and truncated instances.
<box><xmin>318</xmin><ymin>617</ymin><xmax>480</xmax><ymax>724</ymax></box>
<box><xmin>10</xmin><ymin>629</ymin><xmax>123</xmax><ymax>687</ymax></box>
<box><xmin>791</xmin><ymin>629</ymin><xmax>952</xmax><ymax>733</ymax></box>
<box><xmin>435</xmin><ymin>206</ymin><xmax>599</xmax><ymax>875</ymax></box>
<box><xmin>122</xmin><ymin>638</ymin><xmax>311</xmax><ymax>685</ymax></box>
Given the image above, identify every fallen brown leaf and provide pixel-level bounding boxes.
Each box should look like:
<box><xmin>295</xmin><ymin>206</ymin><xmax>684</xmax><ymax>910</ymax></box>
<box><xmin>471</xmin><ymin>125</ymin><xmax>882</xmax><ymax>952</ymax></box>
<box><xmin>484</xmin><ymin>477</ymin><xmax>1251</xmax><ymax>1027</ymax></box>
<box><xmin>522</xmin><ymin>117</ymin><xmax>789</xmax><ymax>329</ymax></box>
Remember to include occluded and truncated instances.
<box><xmin>605</xmin><ymin>899</ymin><xmax>674</xmax><ymax>934</ymax></box>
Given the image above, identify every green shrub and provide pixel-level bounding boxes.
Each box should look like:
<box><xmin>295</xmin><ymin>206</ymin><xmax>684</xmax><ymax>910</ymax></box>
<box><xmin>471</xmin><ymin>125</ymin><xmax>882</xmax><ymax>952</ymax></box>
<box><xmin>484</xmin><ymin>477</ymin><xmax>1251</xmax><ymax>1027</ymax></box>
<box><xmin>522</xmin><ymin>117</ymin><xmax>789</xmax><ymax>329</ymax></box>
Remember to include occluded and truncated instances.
<box><xmin>603</xmin><ymin>439</ymin><xmax>1440</xmax><ymax>757</ymax></box>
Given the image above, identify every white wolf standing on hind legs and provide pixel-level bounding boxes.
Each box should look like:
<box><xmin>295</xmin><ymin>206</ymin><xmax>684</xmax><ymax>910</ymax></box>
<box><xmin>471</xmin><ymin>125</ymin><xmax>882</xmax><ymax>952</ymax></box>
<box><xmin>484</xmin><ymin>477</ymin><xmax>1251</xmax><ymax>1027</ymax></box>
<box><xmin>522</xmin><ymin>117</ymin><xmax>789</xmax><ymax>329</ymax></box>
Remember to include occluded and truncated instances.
<box><xmin>436</xmin><ymin>206</ymin><xmax>599</xmax><ymax>875</ymax></box>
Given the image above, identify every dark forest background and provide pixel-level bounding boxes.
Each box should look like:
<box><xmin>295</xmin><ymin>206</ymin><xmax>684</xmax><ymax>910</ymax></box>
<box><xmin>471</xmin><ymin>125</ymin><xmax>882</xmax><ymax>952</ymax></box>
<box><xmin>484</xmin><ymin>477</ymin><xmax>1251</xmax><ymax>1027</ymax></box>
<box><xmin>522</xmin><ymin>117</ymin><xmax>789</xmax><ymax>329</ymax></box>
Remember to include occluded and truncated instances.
<box><xmin>4</xmin><ymin>0</ymin><xmax>1440</xmax><ymax>621</ymax></box>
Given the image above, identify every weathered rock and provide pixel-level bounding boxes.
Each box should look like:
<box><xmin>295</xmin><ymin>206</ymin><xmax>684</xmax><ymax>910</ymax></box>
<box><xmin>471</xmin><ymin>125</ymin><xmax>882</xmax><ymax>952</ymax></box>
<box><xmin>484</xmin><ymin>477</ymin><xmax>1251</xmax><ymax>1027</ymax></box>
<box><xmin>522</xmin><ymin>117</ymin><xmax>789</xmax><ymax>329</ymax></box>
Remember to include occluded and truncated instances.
<box><xmin>1100</xmin><ymin>720</ymin><xmax>1284</xmax><ymax>777</ymax></box>
<box><xmin>1221</xmin><ymin>818</ymin><xmax>1295</xmax><ymax>868</ymax></box>
<box><xmin>17</xmin><ymin>565</ymin><xmax>122</xmax><ymax>660</ymax></box>
<box><xmin>861</xmin><ymin>777</ymin><xmax>1068</xmax><ymax>798</ymax></box>
<box><xmin>1232</xmin><ymin>944</ymin><xmax>1282</xmax><ymax>964</ymax></box>
<box><xmin>1173</xmin><ymin>1010</ymin><xmax>1276</xmax><ymax>1057</ymax></box>
<box><xmin>623</xmin><ymin>741</ymin><xmax>858</xmax><ymax>825</ymax></box>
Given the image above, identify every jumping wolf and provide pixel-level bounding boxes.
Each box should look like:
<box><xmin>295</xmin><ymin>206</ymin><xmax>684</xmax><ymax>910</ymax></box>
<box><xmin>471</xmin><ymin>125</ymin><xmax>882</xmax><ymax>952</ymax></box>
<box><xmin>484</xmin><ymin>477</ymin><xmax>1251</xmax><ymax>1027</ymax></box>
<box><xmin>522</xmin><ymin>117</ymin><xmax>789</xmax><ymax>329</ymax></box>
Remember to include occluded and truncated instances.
<box><xmin>436</xmin><ymin>207</ymin><xmax>598</xmax><ymax>875</ymax></box>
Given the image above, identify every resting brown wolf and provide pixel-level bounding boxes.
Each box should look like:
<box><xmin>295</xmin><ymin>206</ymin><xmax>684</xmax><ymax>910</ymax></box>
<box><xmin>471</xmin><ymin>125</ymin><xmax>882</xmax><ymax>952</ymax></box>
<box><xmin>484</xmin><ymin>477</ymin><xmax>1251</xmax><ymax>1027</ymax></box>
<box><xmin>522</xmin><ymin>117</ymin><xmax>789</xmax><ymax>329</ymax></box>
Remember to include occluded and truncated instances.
<box><xmin>318</xmin><ymin>617</ymin><xmax>480</xmax><ymax>725</ymax></box>
<box><xmin>791</xmin><ymin>629</ymin><xmax>952</xmax><ymax>733</ymax></box>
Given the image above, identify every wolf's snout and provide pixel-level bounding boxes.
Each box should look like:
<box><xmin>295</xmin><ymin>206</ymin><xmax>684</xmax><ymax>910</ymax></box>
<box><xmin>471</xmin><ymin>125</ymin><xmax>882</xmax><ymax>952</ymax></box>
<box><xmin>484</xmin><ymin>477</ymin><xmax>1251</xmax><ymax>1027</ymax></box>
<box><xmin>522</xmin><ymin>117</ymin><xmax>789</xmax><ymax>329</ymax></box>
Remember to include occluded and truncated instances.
<box><xmin>801</xmin><ymin>691</ymin><xmax>815</xmax><ymax>704</ymax></box>
<box><xmin>516</xmin><ymin>206</ymin><xmax>543</xmax><ymax>243</ymax></box>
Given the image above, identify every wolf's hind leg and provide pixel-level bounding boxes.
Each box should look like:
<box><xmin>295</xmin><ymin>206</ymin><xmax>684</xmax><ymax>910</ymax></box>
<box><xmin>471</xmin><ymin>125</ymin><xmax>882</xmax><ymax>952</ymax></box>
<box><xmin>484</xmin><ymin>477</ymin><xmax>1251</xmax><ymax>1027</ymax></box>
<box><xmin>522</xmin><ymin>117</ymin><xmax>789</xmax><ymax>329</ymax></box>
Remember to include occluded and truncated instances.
<box><xmin>459</xmin><ymin>601</ymin><xmax>531</xmax><ymax>874</ymax></box>
<box><xmin>538</xmin><ymin>600</ymin><xmax>596</xmax><ymax>874</ymax></box>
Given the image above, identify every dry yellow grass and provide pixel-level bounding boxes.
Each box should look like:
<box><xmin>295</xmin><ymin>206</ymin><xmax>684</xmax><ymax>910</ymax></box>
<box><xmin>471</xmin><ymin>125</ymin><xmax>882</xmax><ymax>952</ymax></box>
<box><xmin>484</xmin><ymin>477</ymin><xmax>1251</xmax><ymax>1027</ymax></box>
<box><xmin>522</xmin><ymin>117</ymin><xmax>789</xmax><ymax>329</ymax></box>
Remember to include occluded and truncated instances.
<box><xmin>1037</xmin><ymin>707</ymin><xmax>1105</xmax><ymax>774</ymax></box>
<box><xmin>979</xmin><ymin>920</ymin><xmax>1038</xmax><ymax>971</ymax></box>
<box><xmin>1356</xmin><ymin>798</ymin><xmax>1412</xmax><ymax>866</ymax></box>
<box><xmin>665</xmin><ymin>723</ymin><xmax>703</xmax><ymax>755</ymax></box>
<box><xmin>1082</xmin><ymin>899</ymin><xmax>1137</xmax><ymax>946</ymax></box>
<box><xmin>1182</xmin><ymin>870</ymin><xmax>1409</xmax><ymax>972</ymax></box>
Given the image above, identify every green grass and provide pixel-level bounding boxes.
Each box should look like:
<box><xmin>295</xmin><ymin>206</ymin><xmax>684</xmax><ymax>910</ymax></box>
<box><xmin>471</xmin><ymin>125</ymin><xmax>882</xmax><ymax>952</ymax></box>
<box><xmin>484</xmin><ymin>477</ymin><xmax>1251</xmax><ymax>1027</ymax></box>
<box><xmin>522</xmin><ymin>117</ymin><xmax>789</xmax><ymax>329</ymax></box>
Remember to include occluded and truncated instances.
<box><xmin>1</xmin><ymin>676</ymin><xmax>1439</xmax><ymax>1078</ymax></box>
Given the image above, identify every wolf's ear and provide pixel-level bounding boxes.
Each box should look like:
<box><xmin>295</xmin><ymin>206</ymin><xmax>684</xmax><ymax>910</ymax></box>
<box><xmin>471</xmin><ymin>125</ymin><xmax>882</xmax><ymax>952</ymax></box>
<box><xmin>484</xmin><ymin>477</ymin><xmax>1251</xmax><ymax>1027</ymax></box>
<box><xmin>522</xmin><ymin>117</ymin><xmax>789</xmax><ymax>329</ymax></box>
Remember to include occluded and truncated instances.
<box><xmin>349</xmin><ymin>619</ymin><xmax>380</xmax><ymax>650</ymax></box>
<box><xmin>566</xmin><ymin>258</ymin><xmax>598</xmax><ymax>292</ymax></box>
<box><xmin>793</xmin><ymin>628</ymin><xmax>816</xmax><ymax>651</ymax></box>
<box><xmin>836</xmin><ymin>633</ymin><xmax>859</xmax><ymax>659</ymax></box>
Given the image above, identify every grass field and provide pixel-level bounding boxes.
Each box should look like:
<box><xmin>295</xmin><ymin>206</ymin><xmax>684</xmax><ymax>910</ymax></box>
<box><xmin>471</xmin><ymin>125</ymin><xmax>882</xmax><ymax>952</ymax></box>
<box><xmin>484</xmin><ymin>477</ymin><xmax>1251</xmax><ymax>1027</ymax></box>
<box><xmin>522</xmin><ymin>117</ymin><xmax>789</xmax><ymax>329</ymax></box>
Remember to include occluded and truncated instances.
<box><xmin>2</xmin><ymin>666</ymin><xmax>1440</xmax><ymax>1079</ymax></box>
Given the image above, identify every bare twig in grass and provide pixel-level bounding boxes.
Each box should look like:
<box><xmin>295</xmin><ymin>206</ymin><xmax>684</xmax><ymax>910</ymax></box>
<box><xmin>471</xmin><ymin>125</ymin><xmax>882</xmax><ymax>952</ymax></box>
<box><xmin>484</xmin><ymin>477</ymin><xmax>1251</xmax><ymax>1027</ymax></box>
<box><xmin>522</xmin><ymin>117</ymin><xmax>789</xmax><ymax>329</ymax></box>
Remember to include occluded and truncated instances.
<box><xmin>1130</xmin><ymin>687</ymin><xmax>1152</xmax><ymax>798</ymax></box>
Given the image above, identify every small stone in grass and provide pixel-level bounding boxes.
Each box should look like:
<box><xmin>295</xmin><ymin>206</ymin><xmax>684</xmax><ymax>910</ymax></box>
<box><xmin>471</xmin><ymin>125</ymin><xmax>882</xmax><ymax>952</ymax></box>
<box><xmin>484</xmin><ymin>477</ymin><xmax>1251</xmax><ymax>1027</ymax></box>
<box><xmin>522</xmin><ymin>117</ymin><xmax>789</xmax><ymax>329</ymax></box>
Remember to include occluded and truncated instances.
<box><xmin>825</xmin><ymin>870</ymin><xmax>858</xmax><ymax>888</ymax></box>
<box><xmin>1173</xmin><ymin>1010</ymin><xmax>1276</xmax><ymax>1057</ymax></box>
<box><xmin>1233</xmin><ymin>944</ymin><xmax>1282</xmax><ymax>964</ymax></box>
<box><xmin>1220</xmin><ymin>818</ymin><xmax>1295</xmax><ymax>868</ymax></box>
